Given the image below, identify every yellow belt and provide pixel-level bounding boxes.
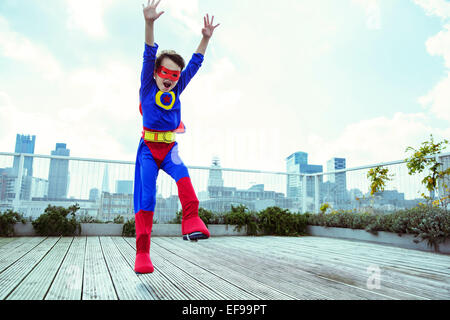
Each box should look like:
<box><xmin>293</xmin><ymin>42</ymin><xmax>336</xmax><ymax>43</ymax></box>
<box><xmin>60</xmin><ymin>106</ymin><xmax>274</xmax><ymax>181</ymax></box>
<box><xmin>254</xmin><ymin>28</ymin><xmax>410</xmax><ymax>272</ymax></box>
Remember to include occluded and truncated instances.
<box><xmin>142</xmin><ymin>130</ymin><xmax>176</xmax><ymax>143</ymax></box>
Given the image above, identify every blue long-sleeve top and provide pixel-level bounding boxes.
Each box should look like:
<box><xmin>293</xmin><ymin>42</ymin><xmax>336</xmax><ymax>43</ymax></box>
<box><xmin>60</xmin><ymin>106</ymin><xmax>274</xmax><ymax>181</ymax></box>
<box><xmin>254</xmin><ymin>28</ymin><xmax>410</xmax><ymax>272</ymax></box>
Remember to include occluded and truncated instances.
<box><xmin>139</xmin><ymin>43</ymin><xmax>204</xmax><ymax>131</ymax></box>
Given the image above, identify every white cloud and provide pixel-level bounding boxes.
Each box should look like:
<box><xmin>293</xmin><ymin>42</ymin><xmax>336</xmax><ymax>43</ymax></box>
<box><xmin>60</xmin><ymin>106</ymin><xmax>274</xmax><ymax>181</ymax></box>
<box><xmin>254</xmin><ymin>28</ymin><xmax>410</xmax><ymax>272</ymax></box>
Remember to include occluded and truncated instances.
<box><xmin>0</xmin><ymin>16</ymin><xmax>62</xmax><ymax>79</ymax></box>
<box><xmin>66</xmin><ymin>0</ymin><xmax>116</xmax><ymax>38</ymax></box>
<box><xmin>352</xmin><ymin>0</ymin><xmax>382</xmax><ymax>30</ymax></box>
<box><xmin>306</xmin><ymin>112</ymin><xmax>450</xmax><ymax>168</ymax></box>
<box><xmin>413</xmin><ymin>0</ymin><xmax>450</xmax><ymax>19</ymax></box>
<box><xmin>159</xmin><ymin>0</ymin><xmax>200</xmax><ymax>36</ymax></box>
<box><xmin>414</xmin><ymin>2</ymin><xmax>450</xmax><ymax>123</ymax></box>
<box><xmin>424</xmin><ymin>24</ymin><xmax>450</xmax><ymax>67</ymax></box>
<box><xmin>0</xmin><ymin>14</ymin><xmax>141</xmax><ymax>160</ymax></box>
<box><xmin>419</xmin><ymin>71</ymin><xmax>450</xmax><ymax>122</ymax></box>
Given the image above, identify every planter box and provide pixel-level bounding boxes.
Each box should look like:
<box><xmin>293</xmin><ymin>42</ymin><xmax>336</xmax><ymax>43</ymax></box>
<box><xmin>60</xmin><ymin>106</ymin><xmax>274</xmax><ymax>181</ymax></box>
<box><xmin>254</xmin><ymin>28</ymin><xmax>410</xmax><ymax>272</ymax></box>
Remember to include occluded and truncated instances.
<box><xmin>13</xmin><ymin>222</ymin><xmax>246</xmax><ymax>237</ymax></box>
<box><xmin>307</xmin><ymin>225</ymin><xmax>450</xmax><ymax>254</ymax></box>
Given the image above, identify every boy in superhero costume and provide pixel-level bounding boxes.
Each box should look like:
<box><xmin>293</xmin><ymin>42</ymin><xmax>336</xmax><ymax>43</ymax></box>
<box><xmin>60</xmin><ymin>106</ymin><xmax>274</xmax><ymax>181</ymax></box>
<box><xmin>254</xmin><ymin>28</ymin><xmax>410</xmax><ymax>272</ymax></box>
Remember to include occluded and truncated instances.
<box><xmin>134</xmin><ymin>0</ymin><xmax>220</xmax><ymax>274</ymax></box>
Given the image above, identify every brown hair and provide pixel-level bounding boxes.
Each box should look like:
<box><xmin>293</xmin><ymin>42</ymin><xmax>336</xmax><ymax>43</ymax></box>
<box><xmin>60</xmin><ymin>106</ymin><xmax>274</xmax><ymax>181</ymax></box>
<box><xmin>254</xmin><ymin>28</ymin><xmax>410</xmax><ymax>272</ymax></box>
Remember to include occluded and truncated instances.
<box><xmin>155</xmin><ymin>50</ymin><xmax>185</xmax><ymax>71</ymax></box>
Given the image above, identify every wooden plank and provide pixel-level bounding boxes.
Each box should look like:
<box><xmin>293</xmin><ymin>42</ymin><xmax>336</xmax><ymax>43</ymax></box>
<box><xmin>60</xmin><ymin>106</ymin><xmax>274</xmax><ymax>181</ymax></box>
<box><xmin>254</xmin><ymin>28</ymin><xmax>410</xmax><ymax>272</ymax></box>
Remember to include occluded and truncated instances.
<box><xmin>0</xmin><ymin>237</ymin><xmax>60</xmax><ymax>299</ymax></box>
<box><xmin>154</xmin><ymin>237</ymin><xmax>301</xmax><ymax>300</ymax></box>
<box><xmin>158</xmin><ymin>236</ymin><xmax>393</xmax><ymax>300</ymax></box>
<box><xmin>0</xmin><ymin>238</ymin><xmax>16</xmax><ymax>248</ymax></box>
<box><xmin>296</xmin><ymin>236</ymin><xmax>450</xmax><ymax>273</ymax></box>
<box><xmin>283</xmin><ymin>237</ymin><xmax>450</xmax><ymax>298</ymax></box>
<box><xmin>6</xmin><ymin>238</ymin><xmax>73</xmax><ymax>300</ymax></box>
<box><xmin>123</xmin><ymin>237</ymin><xmax>227</xmax><ymax>300</ymax></box>
<box><xmin>0</xmin><ymin>237</ymin><xmax>46</xmax><ymax>273</ymax></box>
<box><xmin>261</xmin><ymin>236</ymin><xmax>450</xmax><ymax>299</ymax></box>
<box><xmin>306</xmin><ymin>236</ymin><xmax>450</xmax><ymax>265</ymax></box>
<box><xmin>82</xmin><ymin>236</ymin><xmax>117</xmax><ymax>300</ymax></box>
<box><xmin>111</xmin><ymin>237</ymin><xmax>189</xmax><ymax>300</ymax></box>
<box><xmin>237</xmin><ymin>237</ymin><xmax>448</xmax><ymax>299</ymax></box>
<box><xmin>45</xmin><ymin>237</ymin><xmax>86</xmax><ymax>300</ymax></box>
<box><xmin>226</xmin><ymin>236</ymin><xmax>428</xmax><ymax>299</ymax></box>
<box><xmin>98</xmin><ymin>237</ymin><xmax>155</xmax><ymax>300</ymax></box>
<box><xmin>150</xmin><ymin>240</ymin><xmax>261</xmax><ymax>300</ymax></box>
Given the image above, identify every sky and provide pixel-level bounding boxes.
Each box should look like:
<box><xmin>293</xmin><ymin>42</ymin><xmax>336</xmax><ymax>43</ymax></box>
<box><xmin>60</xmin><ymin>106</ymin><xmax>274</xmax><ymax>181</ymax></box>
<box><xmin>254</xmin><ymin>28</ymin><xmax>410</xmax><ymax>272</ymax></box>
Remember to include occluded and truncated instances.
<box><xmin>0</xmin><ymin>0</ymin><xmax>450</xmax><ymax>173</ymax></box>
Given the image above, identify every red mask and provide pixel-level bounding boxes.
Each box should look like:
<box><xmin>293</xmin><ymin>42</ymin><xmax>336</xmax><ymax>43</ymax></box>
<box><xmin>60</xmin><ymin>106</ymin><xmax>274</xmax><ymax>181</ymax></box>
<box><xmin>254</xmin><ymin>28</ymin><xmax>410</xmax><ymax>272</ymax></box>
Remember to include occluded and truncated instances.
<box><xmin>156</xmin><ymin>66</ymin><xmax>181</xmax><ymax>81</ymax></box>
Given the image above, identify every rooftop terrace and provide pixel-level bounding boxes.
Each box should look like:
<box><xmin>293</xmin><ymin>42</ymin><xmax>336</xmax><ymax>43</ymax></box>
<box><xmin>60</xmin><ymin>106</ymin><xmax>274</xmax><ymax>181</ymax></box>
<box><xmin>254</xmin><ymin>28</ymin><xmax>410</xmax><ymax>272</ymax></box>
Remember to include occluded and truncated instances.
<box><xmin>0</xmin><ymin>235</ymin><xmax>449</xmax><ymax>300</ymax></box>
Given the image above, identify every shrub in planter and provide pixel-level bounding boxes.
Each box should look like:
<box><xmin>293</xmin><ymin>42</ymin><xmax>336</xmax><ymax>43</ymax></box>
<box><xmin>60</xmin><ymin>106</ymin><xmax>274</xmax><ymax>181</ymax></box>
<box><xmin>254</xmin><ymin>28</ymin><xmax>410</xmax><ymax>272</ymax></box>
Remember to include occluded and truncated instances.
<box><xmin>78</xmin><ymin>215</ymin><xmax>104</xmax><ymax>224</ymax></box>
<box><xmin>122</xmin><ymin>218</ymin><xmax>135</xmax><ymax>237</ymax></box>
<box><xmin>114</xmin><ymin>215</ymin><xmax>125</xmax><ymax>224</ymax></box>
<box><xmin>405</xmin><ymin>206</ymin><xmax>450</xmax><ymax>249</ymax></box>
<box><xmin>169</xmin><ymin>208</ymin><xmax>214</xmax><ymax>226</ymax></box>
<box><xmin>223</xmin><ymin>205</ymin><xmax>258</xmax><ymax>235</ymax></box>
<box><xmin>0</xmin><ymin>210</ymin><xmax>26</xmax><ymax>237</ymax></box>
<box><xmin>32</xmin><ymin>204</ymin><xmax>81</xmax><ymax>236</ymax></box>
<box><xmin>258</xmin><ymin>206</ymin><xmax>307</xmax><ymax>236</ymax></box>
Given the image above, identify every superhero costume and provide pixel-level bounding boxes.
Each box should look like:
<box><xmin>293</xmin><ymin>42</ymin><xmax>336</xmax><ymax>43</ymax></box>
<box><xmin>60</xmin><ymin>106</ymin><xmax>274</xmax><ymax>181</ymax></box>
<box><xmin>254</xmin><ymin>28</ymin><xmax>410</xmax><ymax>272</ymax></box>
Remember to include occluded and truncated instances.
<box><xmin>134</xmin><ymin>43</ymin><xmax>210</xmax><ymax>274</ymax></box>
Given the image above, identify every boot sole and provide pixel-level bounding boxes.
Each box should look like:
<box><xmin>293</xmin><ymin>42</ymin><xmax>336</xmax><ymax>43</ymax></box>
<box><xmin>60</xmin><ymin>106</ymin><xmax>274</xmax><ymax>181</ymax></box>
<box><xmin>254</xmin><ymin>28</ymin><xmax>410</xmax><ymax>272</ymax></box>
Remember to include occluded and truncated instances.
<box><xmin>183</xmin><ymin>232</ymin><xmax>209</xmax><ymax>242</ymax></box>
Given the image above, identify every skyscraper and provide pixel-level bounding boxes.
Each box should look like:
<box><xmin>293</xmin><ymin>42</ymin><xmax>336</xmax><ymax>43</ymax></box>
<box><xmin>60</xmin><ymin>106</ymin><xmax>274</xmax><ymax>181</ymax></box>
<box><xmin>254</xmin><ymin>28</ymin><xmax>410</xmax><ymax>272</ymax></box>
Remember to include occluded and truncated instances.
<box><xmin>116</xmin><ymin>180</ymin><xmax>133</xmax><ymax>194</ymax></box>
<box><xmin>48</xmin><ymin>143</ymin><xmax>70</xmax><ymax>199</ymax></box>
<box><xmin>13</xmin><ymin>134</ymin><xmax>36</xmax><ymax>176</ymax></box>
<box><xmin>208</xmin><ymin>156</ymin><xmax>224</xmax><ymax>188</ymax></box>
<box><xmin>326</xmin><ymin>157</ymin><xmax>347</xmax><ymax>206</ymax></box>
<box><xmin>207</xmin><ymin>156</ymin><xmax>225</xmax><ymax>199</ymax></box>
<box><xmin>286</xmin><ymin>151</ymin><xmax>323</xmax><ymax>212</ymax></box>
<box><xmin>102</xmin><ymin>164</ymin><xmax>110</xmax><ymax>193</ymax></box>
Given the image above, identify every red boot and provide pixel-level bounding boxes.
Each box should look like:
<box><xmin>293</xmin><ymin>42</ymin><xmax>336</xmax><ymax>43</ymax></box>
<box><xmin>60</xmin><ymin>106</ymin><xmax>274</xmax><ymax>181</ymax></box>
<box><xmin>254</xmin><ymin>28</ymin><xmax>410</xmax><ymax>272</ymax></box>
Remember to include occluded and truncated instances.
<box><xmin>176</xmin><ymin>177</ymin><xmax>210</xmax><ymax>240</ymax></box>
<box><xmin>134</xmin><ymin>210</ymin><xmax>154</xmax><ymax>274</ymax></box>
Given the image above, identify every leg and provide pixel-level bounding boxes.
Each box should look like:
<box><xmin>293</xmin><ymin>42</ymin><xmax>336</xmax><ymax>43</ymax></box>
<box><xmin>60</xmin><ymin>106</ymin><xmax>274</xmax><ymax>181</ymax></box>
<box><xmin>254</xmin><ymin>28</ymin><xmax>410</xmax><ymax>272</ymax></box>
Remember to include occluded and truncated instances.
<box><xmin>134</xmin><ymin>144</ymin><xmax>159</xmax><ymax>273</ymax></box>
<box><xmin>161</xmin><ymin>143</ymin><xmax>210</xmax><ymax>240</ymax></box>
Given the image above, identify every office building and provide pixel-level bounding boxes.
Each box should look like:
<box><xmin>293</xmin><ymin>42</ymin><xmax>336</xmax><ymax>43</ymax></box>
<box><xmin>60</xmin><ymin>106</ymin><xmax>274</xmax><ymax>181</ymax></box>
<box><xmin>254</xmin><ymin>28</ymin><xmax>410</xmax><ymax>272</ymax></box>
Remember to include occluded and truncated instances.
<box><xmin>325</xmin><ymin>157</ymin><xmax>347</xmax><ymax>206</ymax></box>
<box><xmin>116</xmin><ymin>180</ymin><xmax>133</xmax><ymax>194</ymax></box>
<box><xmin>13</xmin><ymin>134</ymin><xmax>36</xmax><ymax>177</ymax></box>
<box><xmin>48</xmin><ymin>143</ymin><xmax>70</xmax><ymax>199</ymax></box>
<box><xmin>286</xmin><ymin>151</ymin><xmax>323</xmax><ymax>212</ymax></box>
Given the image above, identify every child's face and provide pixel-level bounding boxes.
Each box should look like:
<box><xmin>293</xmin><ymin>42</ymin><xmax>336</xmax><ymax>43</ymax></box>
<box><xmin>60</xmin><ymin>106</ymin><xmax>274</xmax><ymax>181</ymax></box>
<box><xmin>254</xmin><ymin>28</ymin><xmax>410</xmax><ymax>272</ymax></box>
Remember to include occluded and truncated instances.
<box><xmin>154</xmin><ymin>57</ymin><xmax>181</xmax><ymax>92</ymax></box>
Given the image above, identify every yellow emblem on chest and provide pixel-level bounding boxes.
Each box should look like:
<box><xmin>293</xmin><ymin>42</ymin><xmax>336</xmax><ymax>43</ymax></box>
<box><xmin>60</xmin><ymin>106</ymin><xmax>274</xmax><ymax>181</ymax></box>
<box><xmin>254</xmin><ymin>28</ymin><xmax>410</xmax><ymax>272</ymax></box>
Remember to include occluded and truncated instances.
<box><xmin>155</xmin><ymin>91</ymin><xmax>176</xmax><ymax>110</ymax></box>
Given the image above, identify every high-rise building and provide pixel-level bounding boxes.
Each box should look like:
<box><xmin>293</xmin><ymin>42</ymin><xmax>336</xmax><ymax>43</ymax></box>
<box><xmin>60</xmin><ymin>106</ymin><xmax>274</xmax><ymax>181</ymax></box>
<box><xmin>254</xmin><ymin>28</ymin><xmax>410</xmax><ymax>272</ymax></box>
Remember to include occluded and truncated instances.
<box><xmin>286</xmin><ymin>151</ymin><xmax>323</xmax><ymax>212</ymax></box>
<box><xmin>116</xmin><ymin>180</ymin><xmax>133</xmax><ymax>194</ymax></box>
<box><xmin>102</xmin><ymin>164</ymin><xmax>110</xmax><ymax>193</ymax></box>
<box><xmin>48</xmin><ymin>143</ymin><xmax>70</xmax><ymax>199</ymax></box>
<box><xmin>438</xmin><ymin>154</ymin><xmax>450</xmax><ymax>204</ymax></box>
<box><xmin>208</xmin><ymin>156</ymin><xmax>224</xmax><ymax>188</ymax></box>
<box><xmin>326</xmin><ymin>157</ymin><xmax>347</xmax><ymax>206</ymax></box>
<box><xmin>13</xmin><ymin>134</ymin><xmax>36</xmax><ymax>177</ymax></box>
<box><xmin>89</xmin><ymin>188</ymin><xmax>100</xmax><ymax>201</ymax></box>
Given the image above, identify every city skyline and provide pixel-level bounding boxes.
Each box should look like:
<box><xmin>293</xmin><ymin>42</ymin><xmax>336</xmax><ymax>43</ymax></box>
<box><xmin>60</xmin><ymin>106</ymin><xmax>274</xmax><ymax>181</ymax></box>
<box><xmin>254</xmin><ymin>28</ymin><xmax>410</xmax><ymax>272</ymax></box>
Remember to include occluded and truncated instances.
<box><xmin>0</xmin><ymin>1</ymin><xmax>449</xmax><ymax>173</ymax></box>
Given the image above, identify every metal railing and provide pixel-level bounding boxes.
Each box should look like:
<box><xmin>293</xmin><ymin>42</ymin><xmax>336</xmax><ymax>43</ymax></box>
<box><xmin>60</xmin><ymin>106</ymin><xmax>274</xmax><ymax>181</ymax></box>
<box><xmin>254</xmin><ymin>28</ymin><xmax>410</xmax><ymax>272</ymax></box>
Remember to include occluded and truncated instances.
<box><xmin>0</xmin><ymin>151</ymin><xmax>449</xmax><ymax>222</ymax></box>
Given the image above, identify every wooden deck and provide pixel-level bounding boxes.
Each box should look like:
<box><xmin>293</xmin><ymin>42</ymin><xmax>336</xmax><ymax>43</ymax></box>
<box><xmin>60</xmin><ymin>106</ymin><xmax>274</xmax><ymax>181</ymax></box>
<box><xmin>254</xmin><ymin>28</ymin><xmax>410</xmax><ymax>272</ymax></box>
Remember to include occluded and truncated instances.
<box><xmin>0</xmin><ymin>236</ymin><xmax>449</xmax><ymax>300</ymax></box>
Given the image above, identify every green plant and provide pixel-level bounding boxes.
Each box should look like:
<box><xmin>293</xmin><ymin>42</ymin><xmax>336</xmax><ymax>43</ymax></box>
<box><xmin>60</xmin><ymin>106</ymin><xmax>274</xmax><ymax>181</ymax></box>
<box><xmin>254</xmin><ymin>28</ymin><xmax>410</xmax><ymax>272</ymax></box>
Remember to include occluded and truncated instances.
<box><xmin>367</xmin><ymin>166</ymin><xmax>394</xmax><ymax>196</ymax></box>
<box><xmin>122</xmin><ymin>218</ymin><xmax>135</xmax><ymax>237</ymax></box>
<box><xmin>114</xmin><ymin>215</ymin><xmax>125</xmax><ymax>224</ymax></box>
<box><xmin>78</xmin><ymin>215</ymin><xmax>103</xmax><ymax>223</ymax></box>
<box><xmin>169</xmin><ymin>207</ymin><xmax>214</xmax><ymax>226</ymax></box>
<box><xmin>198</xmin><ymin>208</ymin><xmax>213</xmax><ymax>226</ymax></box>
<box><xmin>405</xmin><ymin>134</ymin><xmax>450</xmax><ymax>207</ymax></box>
<box><xmin>32</xmin><ymin>204</ymin><xmax>81</xmax><ymax>236</ymax></box>
<box><xmin>320</xmin><ymin>203</ymin><xmax>330</xmax><ymax>214</ymax></box>
<box><xmin>0</xmin><ymin>210</ymin><xmax>26</xmax><ymax>237</ymax></box>
<box><xmin>223</xmin><ymin>205</ymin><xmax>258</xmax><ymax>235</ymax></box>
<box><xmin>258</xmin><ymin>206</ymin><xmax>307</xmax><ymax>236</ymax></box>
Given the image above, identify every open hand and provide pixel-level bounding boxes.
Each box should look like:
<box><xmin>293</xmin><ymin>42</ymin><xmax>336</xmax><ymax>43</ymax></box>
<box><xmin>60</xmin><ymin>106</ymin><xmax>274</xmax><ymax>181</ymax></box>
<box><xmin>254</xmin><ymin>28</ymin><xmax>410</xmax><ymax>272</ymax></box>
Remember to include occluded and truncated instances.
<box><xmin>202</xmin><ymin>14</ymin><xmax>220</xmax><ymax>39</ymax></box>
<box><xmin>143</xmin><ymin>0</ymin><xmax>164</xmax><ymax>22</ymax></box>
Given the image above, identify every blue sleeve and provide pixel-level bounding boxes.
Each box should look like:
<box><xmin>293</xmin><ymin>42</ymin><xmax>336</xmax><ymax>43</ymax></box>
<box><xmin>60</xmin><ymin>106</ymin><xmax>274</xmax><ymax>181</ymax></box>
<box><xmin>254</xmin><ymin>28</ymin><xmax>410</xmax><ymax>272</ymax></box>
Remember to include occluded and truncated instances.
<box><xmin>140</xmin><ymin>43</ymin><xmax>159</xmax><ymax>97</ymax></box>
<box><xmin>176</xmin><ymin>53</ymin><xmax>204</xmax><ymax>95</ymax></box>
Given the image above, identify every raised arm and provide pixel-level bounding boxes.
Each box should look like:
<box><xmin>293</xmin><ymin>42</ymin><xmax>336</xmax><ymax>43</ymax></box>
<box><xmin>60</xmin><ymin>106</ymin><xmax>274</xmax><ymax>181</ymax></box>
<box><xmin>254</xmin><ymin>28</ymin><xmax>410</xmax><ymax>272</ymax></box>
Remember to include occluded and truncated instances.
<box><xmin>143</xmin><ymin>0</ymin><xmax>164</xmax><ymax>46</ymax></box>
<box><xmin>140</xmin><ymin>0</ymin><xmax>164</xmax><ymax>95</ymax></box>
<box><xmin>177</xmin><ymin>14</ymin><xmax>220</xmax><ymax>94</ymax></box>
<box><xmin>195</xmin><ymin>14</ymin><xmax>220</xmax><ymax>55</ymax></box>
